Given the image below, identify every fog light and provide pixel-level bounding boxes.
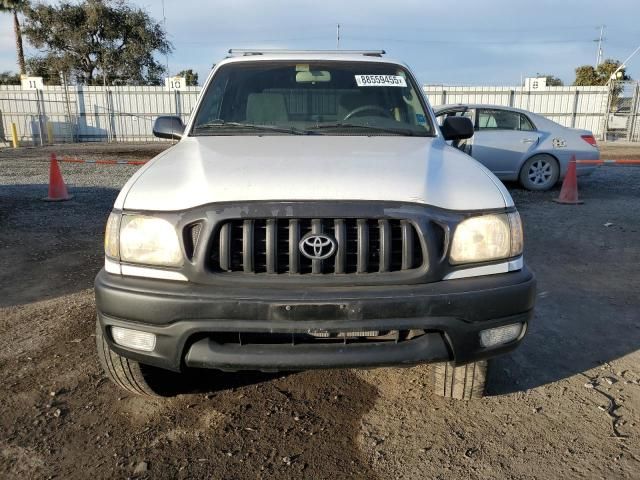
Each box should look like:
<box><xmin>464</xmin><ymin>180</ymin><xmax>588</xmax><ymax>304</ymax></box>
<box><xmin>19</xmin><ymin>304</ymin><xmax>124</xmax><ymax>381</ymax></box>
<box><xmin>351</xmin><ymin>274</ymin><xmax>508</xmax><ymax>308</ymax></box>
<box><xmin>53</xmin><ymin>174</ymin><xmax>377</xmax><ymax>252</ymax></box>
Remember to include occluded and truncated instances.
<box><xmin>479</xmin><ymin>323</ymin><xmax>523</xmax><ymax>348</ymax></box>
<box><xmin>111</xmin><ymin>327</ymin><xmax>156</xmax><ymax>352</ymax></box>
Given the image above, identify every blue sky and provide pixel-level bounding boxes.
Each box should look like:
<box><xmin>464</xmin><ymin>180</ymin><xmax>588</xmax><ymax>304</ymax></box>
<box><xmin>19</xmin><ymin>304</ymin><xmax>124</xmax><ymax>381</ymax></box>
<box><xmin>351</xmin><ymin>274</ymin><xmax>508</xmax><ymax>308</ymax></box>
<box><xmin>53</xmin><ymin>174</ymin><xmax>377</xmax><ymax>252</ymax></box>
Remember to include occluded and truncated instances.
<box><xmin>1</xmin><ymin>0</ymin><xmax>639</xmax><ymax>86</ymax></box>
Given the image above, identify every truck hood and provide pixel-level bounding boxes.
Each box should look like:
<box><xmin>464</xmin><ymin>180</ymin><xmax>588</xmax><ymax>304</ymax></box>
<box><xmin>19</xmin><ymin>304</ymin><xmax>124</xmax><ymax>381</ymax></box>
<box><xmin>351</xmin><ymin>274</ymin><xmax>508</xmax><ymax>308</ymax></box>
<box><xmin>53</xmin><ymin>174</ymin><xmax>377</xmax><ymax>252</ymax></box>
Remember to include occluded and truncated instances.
<box><xmin>117</xmin><ymin>136</ymin><xmax>512</xmax><ymax>211</ymax></box>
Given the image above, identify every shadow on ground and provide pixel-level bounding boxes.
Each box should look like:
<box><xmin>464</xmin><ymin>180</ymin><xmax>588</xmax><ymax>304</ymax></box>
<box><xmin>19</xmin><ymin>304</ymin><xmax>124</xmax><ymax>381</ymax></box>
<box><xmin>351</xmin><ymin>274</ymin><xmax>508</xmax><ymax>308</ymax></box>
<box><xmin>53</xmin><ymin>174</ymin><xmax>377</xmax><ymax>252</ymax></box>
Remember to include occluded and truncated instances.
<box><xmin>490</xmin><ymin>170</ymin><xmax>640</xmax><ymax>394</ymax></box>
<box><xmin>0</xmin><ymin>184</ymin><xmax>118</xmax><ymax>307</ymax></box>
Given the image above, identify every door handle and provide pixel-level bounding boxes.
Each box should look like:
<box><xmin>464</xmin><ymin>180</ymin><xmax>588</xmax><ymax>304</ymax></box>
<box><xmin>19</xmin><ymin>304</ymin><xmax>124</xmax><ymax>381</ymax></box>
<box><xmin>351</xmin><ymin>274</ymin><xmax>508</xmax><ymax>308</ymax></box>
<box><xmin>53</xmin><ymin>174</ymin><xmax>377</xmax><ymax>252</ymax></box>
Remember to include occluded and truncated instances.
<box><xmin>521</xmin><ymin>138</ymin><xmax>537</xmax><ymax>144</ymax></box>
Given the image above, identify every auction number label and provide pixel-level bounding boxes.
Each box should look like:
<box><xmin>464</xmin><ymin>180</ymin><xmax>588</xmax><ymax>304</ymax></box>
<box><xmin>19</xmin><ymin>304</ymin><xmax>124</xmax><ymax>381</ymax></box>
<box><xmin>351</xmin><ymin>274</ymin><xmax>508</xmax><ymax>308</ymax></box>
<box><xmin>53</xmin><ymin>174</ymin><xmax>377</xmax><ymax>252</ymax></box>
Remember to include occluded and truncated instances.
<box><xmin>21</xmin><ymin>76</ymin><xmax>44</xmax><ymax>90</ymax></box>
<box><xmin>165</xmin><ymin>76</ymin><xmax>187</xmax><ymax>91</ymax></box>
<box><xmin>355</xmin><ymin>75</ymin><xmax>407</xmax><ymax>87</ymax></box>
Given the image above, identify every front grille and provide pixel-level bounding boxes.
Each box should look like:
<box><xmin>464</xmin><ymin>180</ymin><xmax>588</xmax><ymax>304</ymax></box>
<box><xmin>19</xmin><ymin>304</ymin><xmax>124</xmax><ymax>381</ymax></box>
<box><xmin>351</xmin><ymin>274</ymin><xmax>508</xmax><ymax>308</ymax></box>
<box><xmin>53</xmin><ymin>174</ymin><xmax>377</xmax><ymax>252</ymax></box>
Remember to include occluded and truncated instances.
<box><xmin>209</xmin><ymin>218</ymin><xmax>424</xmax><ymax>275</ymax></box>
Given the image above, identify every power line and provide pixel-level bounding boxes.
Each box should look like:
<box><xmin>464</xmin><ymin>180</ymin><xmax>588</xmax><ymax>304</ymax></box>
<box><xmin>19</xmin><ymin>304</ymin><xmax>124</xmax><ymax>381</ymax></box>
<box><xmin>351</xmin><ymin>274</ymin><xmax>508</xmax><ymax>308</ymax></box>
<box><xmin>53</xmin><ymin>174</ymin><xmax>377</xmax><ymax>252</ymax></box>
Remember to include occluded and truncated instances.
<box><xmin>341</xmin><ymin>35</ymin><xmax>596</xmax><ymax>46</ymax></box>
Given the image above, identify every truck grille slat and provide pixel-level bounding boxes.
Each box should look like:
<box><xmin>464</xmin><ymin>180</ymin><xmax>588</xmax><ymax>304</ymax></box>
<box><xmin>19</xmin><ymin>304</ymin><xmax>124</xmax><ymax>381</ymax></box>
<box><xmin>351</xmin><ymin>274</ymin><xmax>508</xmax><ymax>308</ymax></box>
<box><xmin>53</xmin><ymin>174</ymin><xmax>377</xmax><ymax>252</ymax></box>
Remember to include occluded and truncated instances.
<box><xmin>288</xmin><ymin>219</ymin><xmax>300</xmax><ymax>274</ymax></box>
<box><xmin>357</xmin><ymin>219</ymin><xmax>369</xmax><ymax>273</ymax></box>
<box><xmin>379</xmin><ymin>219</ymin><xmax>391</xmax><ymax>272</ymax></box>
<box><xmin>219</xmin><ymin>222</ymin><xmax>231</xmax><ymax>271</ymax></box>
<box><xmin>265</xmin><ymin>219</ymin><xmax>277</xmax><ymax>274</ymax></box>
<box><xmin>211</xmin><ymin>217</ymin><xmax>424</xmax><ymax>275</ymax></box>
<box><xmin>242</xmin><ymin>220</ymin><xmax>254</xmax><ymax>273</ymax></box>
<box><xmin>401</xmin><ymin>220</ymin><xmax>414</xmax><ymax>270</ymax></box>
<box><xmin>334</xmin><ymin>219</ymin><xmax>346</xmax><ymax>274</ymax></box>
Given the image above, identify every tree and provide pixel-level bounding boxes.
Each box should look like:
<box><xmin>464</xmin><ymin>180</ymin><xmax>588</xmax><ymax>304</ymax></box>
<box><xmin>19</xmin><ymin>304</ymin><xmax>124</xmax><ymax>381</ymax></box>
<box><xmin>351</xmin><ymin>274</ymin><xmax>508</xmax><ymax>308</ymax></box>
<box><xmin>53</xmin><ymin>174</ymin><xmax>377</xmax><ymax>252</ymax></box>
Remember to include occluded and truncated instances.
<box><xmin>1</xmin><ymin>0</ymin><xmax>28</xmax><ymax>75</ymax></box>
<box><xmin>543</xmin><ymin>75</ymin><xmax>563</xmax><ymax>87</ymax></box>
<box><xmin>176</xmin><ymin>69</ymin><xmax>198</xmax><ymax>86</ymax></box>
<box><xmin>573</xmin><ymin>66</ymin><xmax>599</xmax><ymax>86</ymax></box>
<box><xmin>22</xmin><ymin>0</ymin><xmax>172</xmax><ymax>85</ymax></box>
<box><xmin>573</xmin><ymin>59</ymin><xmax>631</xmax><ymax>86</ymax></box>
<box><xmin>0</xmin><ymin>71</ymin><xmax>21</xmax><ymax>85</ymax></box>
<box><xmin>534</xmin><ymin>74</ymin><xmax>564</xmax><ymax>86</ymax></box>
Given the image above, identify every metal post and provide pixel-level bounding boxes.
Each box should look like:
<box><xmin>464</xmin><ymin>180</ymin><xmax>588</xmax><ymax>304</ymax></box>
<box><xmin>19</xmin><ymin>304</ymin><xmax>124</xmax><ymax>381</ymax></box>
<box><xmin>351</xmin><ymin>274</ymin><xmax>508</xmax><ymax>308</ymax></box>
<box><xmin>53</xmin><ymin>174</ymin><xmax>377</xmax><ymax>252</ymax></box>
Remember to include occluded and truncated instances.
<box><xmin>601</xmin><ymin>83</ymin><xmax>614</xmax><ymax>142</ymax></box>
<box><xmin>571</xmin><ymin>89</ymin><xmax>579</xmax><ymax>128</ymax></box>
<box><xmin>46</xmin><ymin>121</ymin><xmax>54</xmax><ymax>144</ymax></box>
<box><xmin>35</xmin><ymin>89</ymin><xmax>45</xmax><ymax>146</ymax></box>
<box><xmin>10</xmin><ymin>122</ymin><xmax>19</xmax><ymax>148</ymax></box>
<box><xmin>627</xmin><ymin>82</ymin><xmax>640</xmax><ymax>142</ymax></box>
<box><xmin>60</xmin><ymin>72</ymin><xmax>75</xmax><ymax>142</ymax></box>
<box><xmin>102</xmin><ymin>65</ymin><xmax>111</xmax><ymax>142</ymax></box>
<box><xmin>104</xmin><ymin>89</ymin><xmax>114</xmax><ymax>142</ymax></box>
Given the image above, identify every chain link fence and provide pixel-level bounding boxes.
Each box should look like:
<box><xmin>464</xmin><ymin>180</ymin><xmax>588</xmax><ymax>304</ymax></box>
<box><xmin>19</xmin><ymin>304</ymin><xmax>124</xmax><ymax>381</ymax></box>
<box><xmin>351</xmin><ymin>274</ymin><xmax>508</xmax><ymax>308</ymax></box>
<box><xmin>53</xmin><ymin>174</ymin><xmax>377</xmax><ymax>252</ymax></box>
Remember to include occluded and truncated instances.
<box><xmin>603</xmin><ymin>81</ymin><xmax>640</xmax><ymax>142</ymax></box>
<box><xmin>2</xmin><ymin>82</ymin><xmax>640</xmax><ymax>146</ymax></box>
<box><xmin>0</xmin><ymin>85</ymin><xmax>200</xmax><ymax>145</ymax></box>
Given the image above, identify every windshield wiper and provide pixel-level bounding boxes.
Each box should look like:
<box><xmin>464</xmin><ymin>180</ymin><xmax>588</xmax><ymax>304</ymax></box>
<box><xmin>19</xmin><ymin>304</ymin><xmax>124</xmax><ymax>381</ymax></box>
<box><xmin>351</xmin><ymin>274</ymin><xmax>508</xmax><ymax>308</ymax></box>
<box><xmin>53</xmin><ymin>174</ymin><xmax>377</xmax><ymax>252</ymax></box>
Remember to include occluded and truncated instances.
<box><xmin>192</xmin><ymin>121</ymin><xmax>313</xmax><ymax>135</ymax></box>
<box><xmin>307</xmin><ymin>122</ymin><xmax>421</xmax><ymax>136</ymax></box>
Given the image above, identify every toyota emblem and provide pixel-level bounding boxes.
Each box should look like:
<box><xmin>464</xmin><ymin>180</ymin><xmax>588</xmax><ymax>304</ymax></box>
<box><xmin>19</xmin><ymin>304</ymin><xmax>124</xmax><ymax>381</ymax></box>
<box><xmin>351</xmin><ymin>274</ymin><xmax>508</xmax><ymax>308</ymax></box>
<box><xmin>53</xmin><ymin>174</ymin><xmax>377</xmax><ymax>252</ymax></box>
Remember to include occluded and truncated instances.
<box><xmin>299</xmin><ymin>233</ymin><xmax>337</xmax><ymax>260</ymax></box>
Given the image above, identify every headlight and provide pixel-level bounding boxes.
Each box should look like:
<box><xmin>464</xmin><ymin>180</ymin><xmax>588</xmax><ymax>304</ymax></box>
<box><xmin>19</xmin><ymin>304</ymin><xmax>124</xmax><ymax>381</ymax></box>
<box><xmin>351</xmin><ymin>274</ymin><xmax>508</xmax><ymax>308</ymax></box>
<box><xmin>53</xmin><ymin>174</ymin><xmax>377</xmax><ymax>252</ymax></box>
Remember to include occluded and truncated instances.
<box><xmin>105</xmin><ymin>213</ymin><xmax>183</xmax><ymax>267</ymax></box>
<box><xmin>104</xmin><ymin>213</ymin><xmax>121</xmax><ymax>259</ymax></box>
<box><xmin>450</xmin><ymin>212</ymin><xmax>523</xmax><ymax>265</ymax></box>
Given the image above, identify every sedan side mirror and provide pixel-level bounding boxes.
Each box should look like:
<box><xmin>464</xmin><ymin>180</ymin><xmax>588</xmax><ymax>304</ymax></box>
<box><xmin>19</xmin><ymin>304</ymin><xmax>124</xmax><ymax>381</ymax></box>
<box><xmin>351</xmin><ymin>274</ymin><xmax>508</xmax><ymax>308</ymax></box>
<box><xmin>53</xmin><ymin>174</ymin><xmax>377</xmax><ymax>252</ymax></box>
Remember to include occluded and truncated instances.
<box><xmin>441</xmin><ymin>116</ymin><xmax>474</xmax><ymax>141</ymax></box>
<box><xmin>153</xmin><ymin>116</ymin><xmax>185</xmax><ymax>140</ymax></box>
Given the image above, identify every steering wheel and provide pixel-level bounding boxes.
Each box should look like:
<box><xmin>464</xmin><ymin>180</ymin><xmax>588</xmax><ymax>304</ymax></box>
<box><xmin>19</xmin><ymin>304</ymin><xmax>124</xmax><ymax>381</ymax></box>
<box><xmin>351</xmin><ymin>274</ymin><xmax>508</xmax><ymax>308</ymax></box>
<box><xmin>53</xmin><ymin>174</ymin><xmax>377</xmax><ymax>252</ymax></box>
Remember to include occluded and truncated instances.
<box><xmin>343</xmin><ymin>105</ymin><xmax>393</xmax><ymax>121</ymax></box>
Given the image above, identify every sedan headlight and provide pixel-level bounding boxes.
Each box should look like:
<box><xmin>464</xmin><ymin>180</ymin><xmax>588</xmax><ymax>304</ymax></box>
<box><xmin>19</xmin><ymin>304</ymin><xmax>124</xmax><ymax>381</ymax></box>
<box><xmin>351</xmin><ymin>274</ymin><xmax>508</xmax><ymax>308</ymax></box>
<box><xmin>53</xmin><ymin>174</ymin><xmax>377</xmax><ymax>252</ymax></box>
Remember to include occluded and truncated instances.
<box><xmin>450</xmin><ymin>212</ymin><xmax>523</xmax><ymax>265</ymax></box>
<box><xmin>104</xmin><ymin>213</ymin><xmax>183</xmax><ymax>267</ymax></box>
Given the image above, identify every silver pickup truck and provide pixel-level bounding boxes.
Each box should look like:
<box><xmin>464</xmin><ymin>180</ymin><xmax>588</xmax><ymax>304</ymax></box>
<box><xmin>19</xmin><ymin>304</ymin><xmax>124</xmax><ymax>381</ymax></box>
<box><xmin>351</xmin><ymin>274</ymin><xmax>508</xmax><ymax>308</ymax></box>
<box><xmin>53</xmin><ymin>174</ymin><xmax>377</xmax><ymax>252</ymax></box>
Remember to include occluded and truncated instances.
<box><xmin>95</xmin><ymin>50</ymin><xmax>535</xmax><ymax>400</ymax></box>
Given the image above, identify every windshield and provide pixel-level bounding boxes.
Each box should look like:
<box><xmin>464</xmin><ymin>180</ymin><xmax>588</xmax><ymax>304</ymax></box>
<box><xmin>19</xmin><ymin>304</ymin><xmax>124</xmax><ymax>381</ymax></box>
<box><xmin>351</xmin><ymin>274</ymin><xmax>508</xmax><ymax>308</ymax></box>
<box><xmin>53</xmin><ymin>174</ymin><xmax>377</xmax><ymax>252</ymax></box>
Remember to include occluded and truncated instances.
<box><xmin>191</xmin><ymin>61</ymin><xmax>434</xmax><ymax>137</ymax></box>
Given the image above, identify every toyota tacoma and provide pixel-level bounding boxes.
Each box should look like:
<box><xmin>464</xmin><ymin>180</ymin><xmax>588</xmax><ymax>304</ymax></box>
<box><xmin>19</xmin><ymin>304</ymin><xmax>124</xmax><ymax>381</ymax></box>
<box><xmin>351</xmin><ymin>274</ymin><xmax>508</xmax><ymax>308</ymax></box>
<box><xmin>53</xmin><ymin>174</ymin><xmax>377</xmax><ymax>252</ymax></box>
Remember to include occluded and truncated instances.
<box><xmin>95</xmin><ymin>49</ymin><xmax>536</xmax><ymax>399</ymax></box>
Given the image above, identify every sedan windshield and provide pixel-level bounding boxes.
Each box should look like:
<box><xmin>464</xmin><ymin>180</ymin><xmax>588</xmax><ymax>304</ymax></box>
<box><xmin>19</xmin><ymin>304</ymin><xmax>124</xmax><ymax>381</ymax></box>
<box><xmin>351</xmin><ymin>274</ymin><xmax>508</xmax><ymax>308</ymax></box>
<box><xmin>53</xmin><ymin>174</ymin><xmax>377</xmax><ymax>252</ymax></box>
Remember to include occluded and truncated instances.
<box><xmin>191</xmin><ymin>61</ymin><xmax>434</xmax><ymax>136</ymax></box>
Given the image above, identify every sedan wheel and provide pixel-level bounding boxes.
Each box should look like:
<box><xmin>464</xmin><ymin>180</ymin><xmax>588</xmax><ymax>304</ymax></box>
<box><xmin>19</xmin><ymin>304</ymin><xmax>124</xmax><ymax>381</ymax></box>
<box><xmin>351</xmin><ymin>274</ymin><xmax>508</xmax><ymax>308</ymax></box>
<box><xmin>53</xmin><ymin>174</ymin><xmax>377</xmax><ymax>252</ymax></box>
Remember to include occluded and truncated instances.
<box><xmin>519</xmin><ymin>155</ymin><xmax>560</xmax><ymax>191</ymax></box>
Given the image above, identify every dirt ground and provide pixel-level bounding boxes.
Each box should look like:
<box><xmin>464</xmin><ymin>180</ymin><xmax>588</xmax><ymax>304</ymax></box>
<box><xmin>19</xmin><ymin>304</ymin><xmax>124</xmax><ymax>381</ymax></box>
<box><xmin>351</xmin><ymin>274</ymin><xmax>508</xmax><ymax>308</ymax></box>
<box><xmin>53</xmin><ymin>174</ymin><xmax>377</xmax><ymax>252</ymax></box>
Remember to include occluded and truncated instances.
<box><xmin>0</xmin><ymin>142</ymin><xmax>639</xmax><ymax>479</ymax></box>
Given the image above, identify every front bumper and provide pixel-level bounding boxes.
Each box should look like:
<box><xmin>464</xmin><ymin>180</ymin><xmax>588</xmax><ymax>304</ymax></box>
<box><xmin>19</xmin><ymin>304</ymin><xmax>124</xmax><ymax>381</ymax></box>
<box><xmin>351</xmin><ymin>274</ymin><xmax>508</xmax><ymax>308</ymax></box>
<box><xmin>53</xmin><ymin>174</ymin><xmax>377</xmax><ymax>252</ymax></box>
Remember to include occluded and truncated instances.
<box><xmin>95</xmin><ymin>267</ymin><xmax>536</xmax><ymax>372</ymax></box>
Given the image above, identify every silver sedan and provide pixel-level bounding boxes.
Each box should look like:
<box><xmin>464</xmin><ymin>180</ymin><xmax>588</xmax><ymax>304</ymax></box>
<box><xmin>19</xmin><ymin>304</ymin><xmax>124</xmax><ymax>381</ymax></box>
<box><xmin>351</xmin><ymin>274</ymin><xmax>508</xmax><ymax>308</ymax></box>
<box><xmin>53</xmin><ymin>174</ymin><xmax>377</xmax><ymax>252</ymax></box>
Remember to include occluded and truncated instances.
<box><xmin>434</xmin><ymin>104</ymin><xmax>600</xmax><ymax>190</ymax></box>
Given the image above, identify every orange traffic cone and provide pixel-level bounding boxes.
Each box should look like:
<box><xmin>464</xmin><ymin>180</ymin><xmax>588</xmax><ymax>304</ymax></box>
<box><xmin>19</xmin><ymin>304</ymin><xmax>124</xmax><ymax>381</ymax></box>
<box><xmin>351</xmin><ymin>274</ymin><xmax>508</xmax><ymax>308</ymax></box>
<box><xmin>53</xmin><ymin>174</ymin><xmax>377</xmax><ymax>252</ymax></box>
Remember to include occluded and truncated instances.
<box><xmin>553</xmin><ymin>155</ymin><xmax>583</xmax><ymax>204</ymax></box>
<box><xmin>44</xmin><ymin>153</ymin><xmax>73</xmax><ymax>201</ymax></box>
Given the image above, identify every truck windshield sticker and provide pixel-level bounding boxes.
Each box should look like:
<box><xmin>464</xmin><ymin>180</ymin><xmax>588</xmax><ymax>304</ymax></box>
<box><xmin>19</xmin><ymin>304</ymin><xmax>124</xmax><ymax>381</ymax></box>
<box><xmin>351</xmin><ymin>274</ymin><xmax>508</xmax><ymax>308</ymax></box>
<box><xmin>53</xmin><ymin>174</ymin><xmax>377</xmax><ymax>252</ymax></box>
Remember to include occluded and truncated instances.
<box><xmin>355</xmin><ymin>75</ymin><xmax>407</xmax><ymax>87</ymax></box>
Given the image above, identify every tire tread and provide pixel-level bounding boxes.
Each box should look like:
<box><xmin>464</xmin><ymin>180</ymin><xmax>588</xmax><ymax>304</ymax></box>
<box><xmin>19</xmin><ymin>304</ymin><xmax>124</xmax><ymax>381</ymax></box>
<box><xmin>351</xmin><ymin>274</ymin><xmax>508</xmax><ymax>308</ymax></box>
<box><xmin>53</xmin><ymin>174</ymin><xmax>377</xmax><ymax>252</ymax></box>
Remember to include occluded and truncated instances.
<box><xmin>432</xmin><ymin>360</ymin><xmax>488</xmax><ymax>400</ymax></box>
<box><xmin>95</xmin><ymin>320</ymin><xmax>159</xmax><ymax>397</ymax></box>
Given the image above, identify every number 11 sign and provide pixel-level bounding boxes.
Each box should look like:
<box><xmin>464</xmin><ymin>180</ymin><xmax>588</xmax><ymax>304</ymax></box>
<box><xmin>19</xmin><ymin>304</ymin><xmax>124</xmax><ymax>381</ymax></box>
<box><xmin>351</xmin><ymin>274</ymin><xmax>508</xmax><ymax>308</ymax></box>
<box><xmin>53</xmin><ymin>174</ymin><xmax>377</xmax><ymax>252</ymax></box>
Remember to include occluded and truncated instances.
<box><xmin>21</xmin><ymin>76</ymin><xmax>44</xmax><ymax>90</ymax></box>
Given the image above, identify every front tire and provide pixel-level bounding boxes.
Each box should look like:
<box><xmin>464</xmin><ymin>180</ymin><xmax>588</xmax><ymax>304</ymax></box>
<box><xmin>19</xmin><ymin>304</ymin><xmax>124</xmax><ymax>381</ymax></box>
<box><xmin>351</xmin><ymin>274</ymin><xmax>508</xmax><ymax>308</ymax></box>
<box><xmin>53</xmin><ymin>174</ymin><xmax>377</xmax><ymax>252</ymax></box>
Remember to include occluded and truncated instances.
<box><xmin>519</xmin><ymin>154</ymin><xmax>559</xmax><ymax>191</ymax></box>
<box><xmin>432</xmin><ymin>360</ymin><xmax>488</xmax><ymax>400</ymax></box>
<box><xmin>96</xmin><ymin>320</ymin><xmax>164</xmax><ymax>397</ymax></box>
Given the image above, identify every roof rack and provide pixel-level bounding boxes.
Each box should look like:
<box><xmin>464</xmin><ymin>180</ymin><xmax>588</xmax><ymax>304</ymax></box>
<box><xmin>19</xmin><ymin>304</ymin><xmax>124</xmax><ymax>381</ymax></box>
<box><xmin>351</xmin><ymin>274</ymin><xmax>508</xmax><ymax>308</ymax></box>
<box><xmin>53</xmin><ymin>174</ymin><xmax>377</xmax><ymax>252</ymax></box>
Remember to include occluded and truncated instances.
<box><xmin>227</xmin><ymin>49</ymin><xmax>386</xmax><ymax>57</ymax></box>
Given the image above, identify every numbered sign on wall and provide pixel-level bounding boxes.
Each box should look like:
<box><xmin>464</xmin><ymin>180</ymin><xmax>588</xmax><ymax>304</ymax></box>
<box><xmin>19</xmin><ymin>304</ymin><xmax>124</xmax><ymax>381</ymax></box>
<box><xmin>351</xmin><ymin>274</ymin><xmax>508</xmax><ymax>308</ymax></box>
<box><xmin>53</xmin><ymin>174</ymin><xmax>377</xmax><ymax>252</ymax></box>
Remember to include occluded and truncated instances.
<box><xmin>21</xmin><ymin>76</ymin><xmax>44</xmax><ymax>90</ymax></box>
<box><xmin>165</xmin><ymin>76</ymin><xmax>187</xmax><ymax>91</ymax></box>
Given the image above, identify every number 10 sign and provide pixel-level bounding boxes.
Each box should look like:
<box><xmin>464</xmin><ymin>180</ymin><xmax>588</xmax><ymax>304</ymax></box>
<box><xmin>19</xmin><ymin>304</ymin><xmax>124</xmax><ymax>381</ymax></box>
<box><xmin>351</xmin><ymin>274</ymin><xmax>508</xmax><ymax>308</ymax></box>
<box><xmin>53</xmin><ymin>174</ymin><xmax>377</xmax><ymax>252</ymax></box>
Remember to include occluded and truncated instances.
<box><xmin>165</xmin><ymin>76</ymin><xmax>187</xmax><ymax>91</ymax></box>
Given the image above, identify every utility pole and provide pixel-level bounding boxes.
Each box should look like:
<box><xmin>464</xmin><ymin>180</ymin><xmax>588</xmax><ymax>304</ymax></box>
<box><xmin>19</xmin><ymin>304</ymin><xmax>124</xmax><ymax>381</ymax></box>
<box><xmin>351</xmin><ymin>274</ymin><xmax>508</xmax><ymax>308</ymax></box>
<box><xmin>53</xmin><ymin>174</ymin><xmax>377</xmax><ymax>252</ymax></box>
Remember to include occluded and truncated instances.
<box><xmin>336</xmin><ymin>23</ymin><xmax>340</xmax><ymax>49</ymax></box>
<box><xmin>162</xmin><ymin>0</ymin><xmax>169</xmax><ymax>76</ymax></box>
<box><xmin>595</xmin><ymin>25</ymin><xmax>605</xmax><ymax>66</ymax></box>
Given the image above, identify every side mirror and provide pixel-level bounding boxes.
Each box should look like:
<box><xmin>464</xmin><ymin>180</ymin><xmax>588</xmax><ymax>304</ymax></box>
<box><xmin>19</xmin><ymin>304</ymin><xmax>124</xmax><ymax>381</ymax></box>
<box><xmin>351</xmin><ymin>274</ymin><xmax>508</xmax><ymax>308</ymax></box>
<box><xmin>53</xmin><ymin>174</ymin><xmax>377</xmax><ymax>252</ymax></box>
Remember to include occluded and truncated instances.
<box><xmin>441</xmin><ymin>116</ymin><xmax>474</xmax><ymax>141</ymax></box>
<box><xmin>153</xmin><ymin>116</ymin><xmax>185</xmax><ymax>140</ymax></box>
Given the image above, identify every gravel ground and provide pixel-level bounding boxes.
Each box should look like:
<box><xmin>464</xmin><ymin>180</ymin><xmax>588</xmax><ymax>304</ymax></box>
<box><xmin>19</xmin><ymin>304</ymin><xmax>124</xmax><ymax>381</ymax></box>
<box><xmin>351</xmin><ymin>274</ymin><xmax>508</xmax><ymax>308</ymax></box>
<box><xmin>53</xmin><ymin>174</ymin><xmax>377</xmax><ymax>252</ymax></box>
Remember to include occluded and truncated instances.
<box><xmin>0</xmin><ymin>142</ymin><xmax>639</xmax><ymax>479</ymax></box>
